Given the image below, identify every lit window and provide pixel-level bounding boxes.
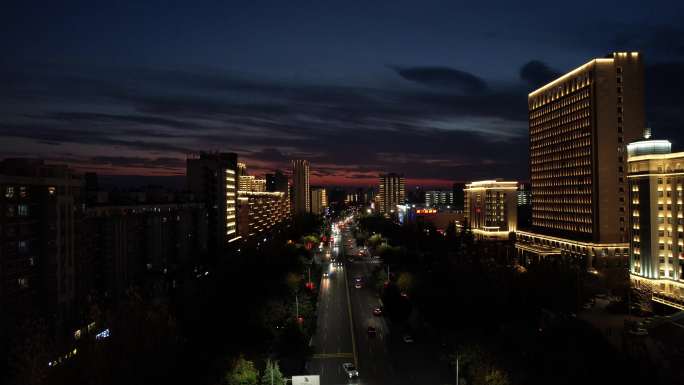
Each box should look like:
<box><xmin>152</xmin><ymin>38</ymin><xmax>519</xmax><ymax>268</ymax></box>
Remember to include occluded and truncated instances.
<box><xmin>17</xmin><ymin>204</ymin><xmax>28</xmax><ymax>216</ymax></box>
<box><xmin>5</xmin><ymin>186</ymin><xmax>14</xmax><ymax>198</ymax></box>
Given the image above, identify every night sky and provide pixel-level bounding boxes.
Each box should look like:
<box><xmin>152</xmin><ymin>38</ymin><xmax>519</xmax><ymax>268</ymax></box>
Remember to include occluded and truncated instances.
<box><xmin>1</xmin><ymin>1</ymin><xmax>684</xmax><ymax>187</ymax></box>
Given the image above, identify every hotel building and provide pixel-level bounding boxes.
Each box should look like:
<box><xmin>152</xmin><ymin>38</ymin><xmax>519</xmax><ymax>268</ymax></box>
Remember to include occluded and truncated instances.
<box><xmin>378</xmin><ymin>173</ymin><xmax>405</xmax><ymax>214</ymax></box>
<box><xmin>292</xmin><ymin>160</ymin><xmax>310</xmax><ymax>215</ymax></box>
<box><xmin>628</xmin><ymin>136</ymin><xmax>684</xmax><ymax>309</ymax></box>
<box><xmin>310</xmin><ymin>187</ymin><xmax>328</xmax><ymax>215</ymax></box>
<box><xmin>464</xmin><ymin>180</ymin><xmax>518</xmax><ymax>239</ymax></box>
<box><xmin>516</xmin><ymin>52</ymin><xmax>645</xmax><ymax>267</ymax></box>
<box><xmin>187</xmin><ymin>152</ymin><xmax>240</xmax><ymax>250</ymax></box>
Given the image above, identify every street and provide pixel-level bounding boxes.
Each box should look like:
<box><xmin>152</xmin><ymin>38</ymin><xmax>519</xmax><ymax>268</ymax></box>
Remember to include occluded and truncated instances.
<box><xmin>310</xmin><ymin>217</ymin><xmax>451</xmax><ymax>385</ymax></box>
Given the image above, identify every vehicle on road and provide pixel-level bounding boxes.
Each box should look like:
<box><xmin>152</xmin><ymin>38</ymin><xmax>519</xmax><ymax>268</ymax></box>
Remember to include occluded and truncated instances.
<box><xmin>629</xmin><ymin>328</ymin><xmax>648</xmax><ymax>336</ymax></box>
<box><xmin>323</xmin><ymin>272</ymin><xmax>329</xmax><ymax>278</ymax></box>
<box><xmin>367</xmin><ymin>326</ymin><xmax>377</xmax><ymax>337</ymax></box>
<box><xmin>373</xmin><ymin>307</ymin><xmax>383</xmax><ymax>316</ymax></box>
<box><xmin>342</xmin><ymin>363</ymin><xmax>359</xmax><ymax>378</ymax></box>
<box><xmin>402</xmin><ymin>334</ymin><xmax>414</xmax><ymax>343</ymax></box>
<box><xmin>355</xmin><ymin>283</ymin><xmax>363</xmax><ymax>289</ymax></box>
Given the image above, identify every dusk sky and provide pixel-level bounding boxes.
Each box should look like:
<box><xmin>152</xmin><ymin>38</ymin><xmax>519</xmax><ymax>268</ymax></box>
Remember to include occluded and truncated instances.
<box><xmin>2</xmin><ymin>1</ymin><xmax>684</xmax><ymax>187</ymax></box>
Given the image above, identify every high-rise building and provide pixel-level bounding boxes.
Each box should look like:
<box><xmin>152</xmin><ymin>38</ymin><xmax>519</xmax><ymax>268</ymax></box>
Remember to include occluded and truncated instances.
<box><xmin>425</xmin><ymin>190</ymin><xmax>454</xmax><ymax>207</ymax></box>
<box><xmin>627</xmin><ymin>134</ymin><xmax>684</xmax><ymax>309</ymax></box>
<box><xmin>516</xmin><ymin>52</ymin><xmax>644</xmax><ymax>267</ymax></box>
<box><xmin>187</xmin><ymin>152</ymin><xmax>240</xmax><ymax>250</ymax></box>
<box><xmin>464</xmin><ymin>180</ymin><xmax>518</xmax><ymax>239</ymax></box>
<box><xmin>310</xmin><ymin>187</ymin><xmax>328</xmax><ymax>215</ymax></box>
<box><xmin>266</xmin><ymin>170</ymin><xmax>288</xmax><ymax>193</ymax></box>
<box><xmin>452</xmin><ymin>182</ymin><xmax>466</xmax><ymax>210</ymax></box>
<box><xmin>239</xmin><ymin>175</ymin><xmax>266</xmax><ymax>192</ymax></box>
<box><xmin>237</xmin><ymin>191</ymin><xmax>290</xmax><ymax>239</ymax></box>
<box><xmin>378</xmin><ymin>173</ymin><xmax>405</xmax><ymax>214</ymax></box>
<box><xmin>0</xmin><ymin>159</ymin><xmax>82</xmax><ymax>342</ymax></box>
<box><xmin>517</xmin><ymin>183</ymin><xmax>531</xmax><ymax>206</ymax></box>
<box><xmin>292</xmin><ymin>160</ymin><xmax>310</xmax><ymax>215</ymax></box>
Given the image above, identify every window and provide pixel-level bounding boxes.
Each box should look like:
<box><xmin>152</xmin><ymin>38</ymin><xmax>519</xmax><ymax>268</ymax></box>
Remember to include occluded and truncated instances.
<box><xmin>5</xmin><ymin>186</ymin><xmax>14</xmax><ymax>198</ymax></box>
<box><xmin>17</xmin><ymin>204</ymin><xmax>28</xmax><ymax>217</ymax></box>
<box><xmin>18</xmin><ymin>278</ymin><xmax>29</xmax><ymax>289</ymax></box>
<box><xmin>18</xmin><ymin>240</ymin><xmax>28</xmax><ymax>253</ymax></box>
<box><xmin>19</xmin><ymin>186</ymin><xmax>27</xmax><ymax>198</ymax></box>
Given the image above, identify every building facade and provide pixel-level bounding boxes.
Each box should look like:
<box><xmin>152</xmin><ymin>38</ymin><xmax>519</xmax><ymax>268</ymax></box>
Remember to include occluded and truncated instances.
<box><xmin>310</xmin><ymin>187</ymin><xmax>328</xmax><ymax>215</ymax></box>
<box><xmin>266</xmin><ymin>170</ymin><xmax>288</xmax><ymax>193</ymax></box>
<box><xmin>0</xmin><ymin>159</ymin><xmax>82</xmax><ymax>346</ymax></box>
<box><xmin>187</xmin><ymin>152</ymin><xmax>240</xmax><ymax>250</ymax></box>
<box><xmin>378</xmin><ymin>173</ymin><xmax>405</xmax><ymax>214</ymax></box>
<box><xmin>464</xmin><ymin>180</ymin><xmax>517</xmax><ymax>239</ymax></box>
<box><xmin>516</xmin><ymin>52</ymin><xmax>645</xmax><ymax>267</ymax></box>
<box><xmin>628</xmin><ymin>137</ymin><xmax>684</xmax><ymax>309</ymax></box>
<box><xmin>239</xmin><ymin>175</ymin><xmax>267</xmax><ymax>192</ymax></box>
<box><xmin>425</xmin><ymin>190</ymin><xmax>454</xmax><ymax>207</ymax></box>
<box><xmin>292</xmin><ymin>160</ymin><xmax>310</xmax><ymax>215</ymax></box>
<box><xmin>237</xmin><ymin>191</ymin><xmax>290</xmax><ymax>239</ymax></box>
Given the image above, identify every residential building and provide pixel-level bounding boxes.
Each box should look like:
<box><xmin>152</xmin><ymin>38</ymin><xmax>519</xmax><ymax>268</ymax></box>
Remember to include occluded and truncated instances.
<box><xmin>0</xmin><ymin>159</ymin><xmax>82</xmax><ymax>345</ymax></box>
<box><xmin>628</xmin><ymin>134</ymin><xmax>684</xmax><ymax>309</ymax></box>
<box><xmin>311</xmin><ymin>187</ymin><xmax>328</xmax><ymax>215</ymax></box>
<box><xmin>378</xmin><ymin>173</ymin><xmax>405</xmax><ymax>214</ymax></box>
<box><xmin>464</xmin><ymin>180</ymin><xmax>517</xmax><ymax>239</ymax></box>
<box><xmin>186</xmin><ymin>152</ymin><xmax>240</xmax><ymax>251</ymax></box>
<box><xmin>292</xmin><ymin>160</ymin><xmax>310</xmax><ymax>215</ymax></box>
<box><xmin>425</xmin><ymin>190</ymin><xmax>454</xmax><ymax>207</ymax></box>
<box><xmin>516</xmin><ymin>52</ymin><xmax>644</xmax><ymax>267</ymax></box>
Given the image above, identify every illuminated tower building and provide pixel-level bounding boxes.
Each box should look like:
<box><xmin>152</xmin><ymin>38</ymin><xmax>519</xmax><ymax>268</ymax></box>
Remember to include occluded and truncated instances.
<box><xmin>464</xmin><ymin>180</ymin><xmax>518</xmax><ymax>239</ymax></box>
<box><xmin>311</xmin><ymin>187</ymin><xmax>328</xmax><ymax>215</ymax></box>
<box><xmin>628</xmin><ymin>133</ymin><xmax>684</xmax><ymax>309</ymax></box>
<box><xmin>187</xmin><ymin>152</ymin><xmax>240</xmax><ymax>251</ymax></box>
<box><xmin>378</xmin><ymin>173</ymin><xmax>405</xmax><ymax>214</ymax></box>
<box><xmin>292</xmin><ymin>160</ymin><xmax>310</xmax><ymax>215</ymax></box>
<box><xmin>516</xmin><ymin>52</ymin><xmax>644</xmax><ymax>267</ymax></box>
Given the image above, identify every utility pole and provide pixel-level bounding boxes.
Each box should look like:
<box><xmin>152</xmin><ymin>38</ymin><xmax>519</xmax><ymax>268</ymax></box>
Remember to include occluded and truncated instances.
<box><xmin>296</xmin><ymin>294</ymin><xmax>299</xmax><ymax>318</ymax></box>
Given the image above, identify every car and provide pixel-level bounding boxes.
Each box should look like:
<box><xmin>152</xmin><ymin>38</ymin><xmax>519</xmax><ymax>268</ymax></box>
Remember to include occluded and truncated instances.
<box><xmin>629</xmin><ymin>328</ymin><xmax>649</xmax><ymax>336</ymax></box>
<box><xmin>354</xmin><ymin>276</ymin><xmax>363</xmax><ymax>283</ymax></box>
<box><xmin>402</xmin><ymin>334</ymin><xmax>414</xmax><ymax>343</ymax></box>
<box><xmin>373</xmin><ymin>307</ymin><xmax>383</xmax><ymax>316</ymax></box>
<box><xmin>342</xmin><ymin>363</ymin><xmax>359</xmax><ymax>378</ymax></box>
<box><xmin>355</xmin><ymin>283</ymin><xmax>363</xmax><ymax>289</ymax></box>
<box><xmin>367</xmin><ymin>326</ymin><xmax>377</xmax><ymax>337</ymax></box>
<box><xmin>323</xmin><ymin>272</ymin><xmax>329</xmax><ymax>278</ymax></box>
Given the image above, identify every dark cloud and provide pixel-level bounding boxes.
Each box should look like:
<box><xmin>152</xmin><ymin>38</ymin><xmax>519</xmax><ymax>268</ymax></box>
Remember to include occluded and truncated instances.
<box><xmin>90</xmin><ymin>156</ymin><xmax>185</xmax><ymax>169</ymax></box>
<box><xmin>519</xmin><ymin>60</ymin><xmax>561</xmax><ymax>89</ymax></box>
<box><xmin>393</xmin><ymin>66</ymin><xmax>488</xmax><ymax>94</ymax></box>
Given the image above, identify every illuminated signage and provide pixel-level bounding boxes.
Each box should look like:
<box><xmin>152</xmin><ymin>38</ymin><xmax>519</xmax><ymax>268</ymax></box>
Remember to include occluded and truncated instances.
<box><xmin>416</xmin><ymin>209</ymin><xmax>437</xmax><ymax>214</ymax></box>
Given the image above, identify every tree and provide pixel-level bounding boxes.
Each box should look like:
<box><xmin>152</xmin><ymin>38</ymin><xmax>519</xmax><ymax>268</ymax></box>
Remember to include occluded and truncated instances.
<box><xmin>226</xmin><ymin>356</ymin><xmax>259</xmax><ymax>385</ymax></box>
<box><xmin>8</xmin><ymin>319</ymin><xmax>53</xmax><ymax>385</ymax></box>
<box><xmin>397</xmin><ymin>272</ymin><xmax>414</xmax><ymax>294</ymax></box>
<box><xmin>484</xmin><ymin>368</ymin><xmax>510</xmax><ymax>385</ymax></box>
<box><xmin>261</xmin><ymin>359</ymin><xmax>285</xmax><ymax>385</ymax></box>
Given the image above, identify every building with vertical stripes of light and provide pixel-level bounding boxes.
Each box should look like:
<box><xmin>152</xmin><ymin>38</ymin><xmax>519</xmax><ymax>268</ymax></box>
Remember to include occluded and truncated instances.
<box><xmin>516</xmin><ymin>52</ymin><xmax>645</xmax><ymax>268</ymax></box>
<box><xmin>378</xmin><ymin>173</ymin><xmax>405</xmax><ymax>214</ymax></box>
<box><xmin>292</xmin><ymin>160</ymin><xmax>310</xmax><ymax>215</ymax></box>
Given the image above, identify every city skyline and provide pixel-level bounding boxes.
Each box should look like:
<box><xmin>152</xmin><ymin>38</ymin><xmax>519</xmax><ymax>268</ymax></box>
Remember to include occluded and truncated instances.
<box><xmin>2</xmin><ymin>1</ymin><xmax>684</xmax><ymax>187</ymax></box>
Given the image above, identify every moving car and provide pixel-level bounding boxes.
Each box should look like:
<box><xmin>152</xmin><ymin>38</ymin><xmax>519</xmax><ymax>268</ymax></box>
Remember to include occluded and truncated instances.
<box><xmin>323</xmin><ymin>272</ymin><xmax>329</xmax><ymax>278</ymax></box>
<box><xmin>373</xmin><ymin>307</ymin><xmax>383</xmax><ymax>316</ymax></box>
<box><xmin>355</xmin><ymin>283</ymin><xmax>363</xmax><ymax>289</ymax></box>
<box><xmin>342</xmin><ymin>363</ymin><xmax>359</xmax><ymax>378</ymax></box>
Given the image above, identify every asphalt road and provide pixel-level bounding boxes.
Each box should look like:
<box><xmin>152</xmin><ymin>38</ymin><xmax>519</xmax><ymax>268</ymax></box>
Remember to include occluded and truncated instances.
<box><xmin>310</xmin><ymin>219</ymin><xmax>452</xmax><ymax>385</ymax></box>
<box><xmin>309</xmin><ymin>224</ymin><xmax>358</xmax><ymax>385</ymax></box>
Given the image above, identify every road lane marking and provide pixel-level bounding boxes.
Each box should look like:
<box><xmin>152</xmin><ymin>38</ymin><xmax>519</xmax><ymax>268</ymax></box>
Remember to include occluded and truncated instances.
<box><xmin>343</xmin><ymin>239</ymin><xmax>359</xmax><ymax>368</ymax></box>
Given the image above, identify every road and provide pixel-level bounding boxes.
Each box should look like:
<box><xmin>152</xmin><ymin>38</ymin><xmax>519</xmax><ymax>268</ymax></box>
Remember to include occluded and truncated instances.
<box><xmin>310</xmin><ymin>217</ymin><xmax>451</xmax><ymax>385</ymax></box>
<box><xmin>309</xmin><ymin>221</ymin><xmax>358</xmax><ymax>385</ymax></box>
